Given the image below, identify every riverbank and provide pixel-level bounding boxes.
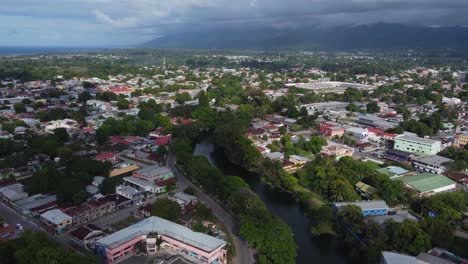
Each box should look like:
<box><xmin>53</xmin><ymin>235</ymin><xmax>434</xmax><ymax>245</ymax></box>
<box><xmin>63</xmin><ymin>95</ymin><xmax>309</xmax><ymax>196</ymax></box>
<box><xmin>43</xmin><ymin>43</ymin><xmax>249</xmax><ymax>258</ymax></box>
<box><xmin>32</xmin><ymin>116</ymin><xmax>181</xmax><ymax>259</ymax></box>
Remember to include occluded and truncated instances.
<box><xmin>194</xmin><ymin>137</ymin><xmax>347</xmax><ymax>264</ymax></box>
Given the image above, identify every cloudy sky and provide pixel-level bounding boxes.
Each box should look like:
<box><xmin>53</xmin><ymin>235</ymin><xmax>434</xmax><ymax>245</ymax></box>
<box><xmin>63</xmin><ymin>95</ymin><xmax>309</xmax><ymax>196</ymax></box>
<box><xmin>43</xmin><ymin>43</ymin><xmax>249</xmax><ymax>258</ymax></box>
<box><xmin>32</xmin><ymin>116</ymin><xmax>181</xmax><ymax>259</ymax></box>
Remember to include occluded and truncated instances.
<box><xmin>2</xmin><ymin>0</ymin><xmax>468</xmax><ymax>46</ymax></box>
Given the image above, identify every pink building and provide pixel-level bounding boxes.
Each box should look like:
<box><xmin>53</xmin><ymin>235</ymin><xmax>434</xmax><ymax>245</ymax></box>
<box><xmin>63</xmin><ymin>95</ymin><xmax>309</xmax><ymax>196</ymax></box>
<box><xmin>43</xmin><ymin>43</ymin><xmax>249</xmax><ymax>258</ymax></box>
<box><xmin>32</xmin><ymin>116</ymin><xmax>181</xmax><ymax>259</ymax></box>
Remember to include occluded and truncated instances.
<box><xmin>95</xmin><ymin>216</ymin><xmax>227</xmax><ymax>264</ymax></box>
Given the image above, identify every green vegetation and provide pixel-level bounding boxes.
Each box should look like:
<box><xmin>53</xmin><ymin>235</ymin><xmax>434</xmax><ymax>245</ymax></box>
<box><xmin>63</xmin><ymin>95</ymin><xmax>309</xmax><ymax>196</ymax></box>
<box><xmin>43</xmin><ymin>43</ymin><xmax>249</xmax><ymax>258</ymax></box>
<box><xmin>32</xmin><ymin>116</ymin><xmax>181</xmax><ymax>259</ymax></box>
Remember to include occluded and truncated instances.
<box><xmin>150</xmin><ymin>198</ymin><xmax>182</xmax><ymax>222</ymax></box>
<box><xmin>0</xmin><ymin>231</ymin><xmax>98</xmax><ymax>264</ymax></box>
<box><xmin>172</xmin><ymin>133</ymin><xmax>297</xmax><ymax>264</ymax></box>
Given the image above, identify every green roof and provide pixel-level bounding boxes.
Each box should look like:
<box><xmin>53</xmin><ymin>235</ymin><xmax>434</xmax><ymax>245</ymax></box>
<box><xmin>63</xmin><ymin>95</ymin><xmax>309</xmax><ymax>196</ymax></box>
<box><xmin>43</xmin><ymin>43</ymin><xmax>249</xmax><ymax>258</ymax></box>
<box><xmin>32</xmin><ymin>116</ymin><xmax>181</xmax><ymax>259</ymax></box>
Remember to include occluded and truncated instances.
<box><xmin>398</xmin><ymin>173</ymin><xmax>455</xmax><ymax>193</ymax></box>
<box><xmin>355</xmin><ymin>181</ymin><xmax>377</xmax><ymax>194</ymax></box>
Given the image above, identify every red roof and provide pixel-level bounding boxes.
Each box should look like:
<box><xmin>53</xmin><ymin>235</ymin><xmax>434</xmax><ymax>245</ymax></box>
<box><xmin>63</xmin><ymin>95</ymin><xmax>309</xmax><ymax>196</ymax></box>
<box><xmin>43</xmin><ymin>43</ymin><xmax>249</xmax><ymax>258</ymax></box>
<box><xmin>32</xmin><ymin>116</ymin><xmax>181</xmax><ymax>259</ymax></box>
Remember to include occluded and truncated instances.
<box><xmin>0</xmin><ymin>225</ymin><xmax>16</xmax><ymax>240</ymax></box>
<box><xmin>70</xmin><ymin>224</ymin><xmax>101</xmax><ymax>241</ymax></box>
<box><xmin>95</xmin><ymin>152</ymin><xmax>116</xmax><ymax>161</ymax></box>
<box><xmin>155</xmin><ymin>135</ymin><xmax>172</xmax><ymax>146</ymax></box>
<box><xmin>156</xmin><ymin>178</ymin><xmax>175</xmax><ymax>187</ymax></box>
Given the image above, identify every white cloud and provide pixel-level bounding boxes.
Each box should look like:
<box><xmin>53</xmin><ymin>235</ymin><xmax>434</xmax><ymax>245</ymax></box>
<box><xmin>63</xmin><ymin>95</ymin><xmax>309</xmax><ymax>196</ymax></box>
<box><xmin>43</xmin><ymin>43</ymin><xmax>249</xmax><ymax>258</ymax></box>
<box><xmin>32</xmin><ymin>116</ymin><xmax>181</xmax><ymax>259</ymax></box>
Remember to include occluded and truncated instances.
<box><xmin>93</xmin><ymin>9</ymin><xmax>137</xmax><ymax>28</ymax></box>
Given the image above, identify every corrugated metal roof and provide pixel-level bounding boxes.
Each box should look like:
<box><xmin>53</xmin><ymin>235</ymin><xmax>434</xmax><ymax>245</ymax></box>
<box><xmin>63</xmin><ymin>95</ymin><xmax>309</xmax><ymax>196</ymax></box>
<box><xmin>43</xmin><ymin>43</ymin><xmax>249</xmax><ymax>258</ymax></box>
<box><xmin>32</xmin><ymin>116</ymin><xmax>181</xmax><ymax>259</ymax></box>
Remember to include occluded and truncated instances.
<box><xmin>96</xmin><ymin>216</ymin><xmax>226</xmax><ymax>253</ymax></box>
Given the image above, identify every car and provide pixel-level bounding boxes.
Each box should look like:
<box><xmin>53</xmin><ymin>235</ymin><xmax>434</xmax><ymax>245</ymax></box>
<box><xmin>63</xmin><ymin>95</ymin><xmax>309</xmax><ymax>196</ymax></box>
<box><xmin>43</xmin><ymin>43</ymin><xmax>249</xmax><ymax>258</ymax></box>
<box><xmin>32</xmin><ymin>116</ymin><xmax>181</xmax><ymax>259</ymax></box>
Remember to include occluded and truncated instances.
<box><xmin>16</xmin><ymin>224</ymin><xmax>24</xmax><ymax>231</ymax></box>
<box><xmin>136</xmin><ymin>201</ymin><xmax>144</xmax><ymax>206</ymax></box>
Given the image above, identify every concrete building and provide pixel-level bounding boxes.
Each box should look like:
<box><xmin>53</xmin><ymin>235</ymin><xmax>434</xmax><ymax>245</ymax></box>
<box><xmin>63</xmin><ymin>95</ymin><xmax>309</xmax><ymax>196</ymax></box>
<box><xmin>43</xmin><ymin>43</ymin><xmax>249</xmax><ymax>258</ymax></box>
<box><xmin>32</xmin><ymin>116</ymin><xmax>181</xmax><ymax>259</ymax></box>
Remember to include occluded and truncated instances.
<box><xmin>394</xmin><ymin>135</ymin><xmax>441</xmax><ymax>156</ymax></box>
<box><xmin>320</xmin><ymin>144</ymin><xmax>354</xmax><ymax>160</ymax></box>
<box><xmin>95</xmin><ymin>216</ymin><xmax>227</xmax><ymax>264</ymax></box>
<box><xmin>411</xmin><ymin>155</ymin><xmax>453</xmax><ymax>174</ymax></box>
<box><xmin>40</xmin><ymin>209</ymin><xmax>73</xmax><ymax>234</ymax></box>
<box><xmin>333</xmin><ymin>200</ymin><xmax>389</xmax><ymax>217</ymax></box>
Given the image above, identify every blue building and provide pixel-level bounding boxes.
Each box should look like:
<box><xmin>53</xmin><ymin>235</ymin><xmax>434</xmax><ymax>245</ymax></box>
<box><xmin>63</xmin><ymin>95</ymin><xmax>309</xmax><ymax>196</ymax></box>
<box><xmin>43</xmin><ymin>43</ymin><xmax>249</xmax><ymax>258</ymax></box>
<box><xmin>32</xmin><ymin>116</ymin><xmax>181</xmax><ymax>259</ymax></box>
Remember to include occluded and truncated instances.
<box><xmin>333</xmin><ymin>200</ymin><xmax>389</xmax><ymax>217</ymax></box>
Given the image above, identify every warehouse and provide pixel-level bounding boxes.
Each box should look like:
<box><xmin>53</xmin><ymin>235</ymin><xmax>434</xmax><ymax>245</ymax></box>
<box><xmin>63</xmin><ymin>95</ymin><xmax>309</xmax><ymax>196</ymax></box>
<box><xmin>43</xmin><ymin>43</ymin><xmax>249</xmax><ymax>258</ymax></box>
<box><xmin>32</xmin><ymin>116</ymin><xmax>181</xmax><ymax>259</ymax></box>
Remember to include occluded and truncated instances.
<box><xmin>398</xmin><ymin>173</ymin><xmax>456</xmax><ymax>196</ymax></box>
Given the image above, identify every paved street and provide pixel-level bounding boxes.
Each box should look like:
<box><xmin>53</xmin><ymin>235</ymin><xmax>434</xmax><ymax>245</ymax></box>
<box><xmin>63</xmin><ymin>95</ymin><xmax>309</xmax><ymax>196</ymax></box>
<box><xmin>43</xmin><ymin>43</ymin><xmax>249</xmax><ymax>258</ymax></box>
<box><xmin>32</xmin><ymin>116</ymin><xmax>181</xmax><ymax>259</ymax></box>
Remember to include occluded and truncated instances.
<box><xmin>167</xmin><ymin>154</ymin><xmax>254</xmax><ymax>264</ymax></box>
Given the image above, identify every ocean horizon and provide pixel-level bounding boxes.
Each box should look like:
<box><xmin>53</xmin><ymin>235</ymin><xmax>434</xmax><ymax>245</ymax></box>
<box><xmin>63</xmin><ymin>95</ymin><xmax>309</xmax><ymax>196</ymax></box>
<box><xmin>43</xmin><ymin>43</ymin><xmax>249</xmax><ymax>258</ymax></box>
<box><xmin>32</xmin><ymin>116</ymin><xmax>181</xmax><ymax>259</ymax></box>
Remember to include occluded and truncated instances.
<box><xmin>0</xmin><ymin>46</ymin><xmax>120</xmax><ymax>56</ymax></box>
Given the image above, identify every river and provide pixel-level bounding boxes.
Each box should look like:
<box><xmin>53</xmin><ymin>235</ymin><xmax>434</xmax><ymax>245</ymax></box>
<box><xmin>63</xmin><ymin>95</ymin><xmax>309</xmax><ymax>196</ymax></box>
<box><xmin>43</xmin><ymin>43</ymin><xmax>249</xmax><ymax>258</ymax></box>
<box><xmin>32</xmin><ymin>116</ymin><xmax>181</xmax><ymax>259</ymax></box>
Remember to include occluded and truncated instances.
<box><xmin>193</xmin><ymin>137</ymin><xmax>348</xmax><ymax>264</ymax></box>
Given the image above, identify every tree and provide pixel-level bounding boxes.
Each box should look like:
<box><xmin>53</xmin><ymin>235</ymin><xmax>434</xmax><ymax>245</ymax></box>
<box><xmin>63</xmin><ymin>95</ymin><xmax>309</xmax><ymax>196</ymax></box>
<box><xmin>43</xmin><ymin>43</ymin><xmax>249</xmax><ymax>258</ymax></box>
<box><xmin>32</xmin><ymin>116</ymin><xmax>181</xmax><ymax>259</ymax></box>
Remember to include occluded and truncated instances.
<box><xmin>13</xmin><ymin>103</ymin><xmax>26</xmax><ymax>113</ymax></box>
<box><xmin>366</xmin><ymin>102</ymin><xmax>380</xmax><ymax>113</ymax></box>
<box><xmin>279</xmin><ymin>126</ymin><xmax>287</xmax><ymax>135</ymax></box>
<box><xmin>100</xmin><ymin>177</ymin><xmax>123</xmax><ymax>195</ymax></box>
<box><xmin>346</xmin><ymin>103</ymin><xmax>361</xmax><ymax>113</ymax></box>
<box><xmin>53</xmin><ymin>128</ymin><xmax>69</xmax><ymax>142</ymax></box>
<box><xmin>150</xmin><ymin>198</ymin><xmax>182</xmax><ymax>221</ymax></box>
<box><xmin>385</xmin><ymin>220</ymin><xmax>431</xmax><ymax>255</ymax></box>
<box><xmin>175</xmin><ymin>92</ymin><xmax>191</xmax><ymax>104</ymax></box>
<box><xmin>78</xmin><ymin>91</ymin><xmax>92</xmax><ymax>102</ymax></box>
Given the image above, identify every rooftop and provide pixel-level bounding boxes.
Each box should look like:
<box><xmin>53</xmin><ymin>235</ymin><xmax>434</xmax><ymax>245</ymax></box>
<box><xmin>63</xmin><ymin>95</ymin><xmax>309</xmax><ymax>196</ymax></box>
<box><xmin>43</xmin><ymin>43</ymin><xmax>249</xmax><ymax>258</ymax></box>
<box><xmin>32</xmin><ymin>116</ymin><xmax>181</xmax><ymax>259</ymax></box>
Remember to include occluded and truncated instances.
<box><xmin>41</xmin><ymin>209</ymin><xmax>72</xmax><ymax>225</ymax></box>
<box><xmin>96</xmin><ymin>216</ymin><xmax>226</xmax><ymax>253</ymax></box>
<box><xmin>398</xmin><ymin>173</ymin><xmax>455</xmax><ymax>193</ymax></box>
<box><xmin>396</xmin><ymin>135</ymin><xmax>440</xmax><ymax>145</ymax></box>
<box><xmin>411</xmin><ymin>155</ymin><xmax>453</xmax><ymax>166</ymax></box>
<box><xmin>334</xmin><ymin>200</ymin><xmax>388</xmax><ymax>210</ymax></box>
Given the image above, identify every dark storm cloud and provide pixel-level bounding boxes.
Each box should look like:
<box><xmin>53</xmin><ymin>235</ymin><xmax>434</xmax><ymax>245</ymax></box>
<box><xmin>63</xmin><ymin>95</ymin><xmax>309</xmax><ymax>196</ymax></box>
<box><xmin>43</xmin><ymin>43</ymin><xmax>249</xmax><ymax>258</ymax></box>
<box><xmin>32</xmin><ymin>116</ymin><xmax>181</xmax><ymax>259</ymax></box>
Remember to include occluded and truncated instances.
<box><xmin>2</xmin><ymin>0</ymin><xmax>468</xmax><ymax>45</ymax></box>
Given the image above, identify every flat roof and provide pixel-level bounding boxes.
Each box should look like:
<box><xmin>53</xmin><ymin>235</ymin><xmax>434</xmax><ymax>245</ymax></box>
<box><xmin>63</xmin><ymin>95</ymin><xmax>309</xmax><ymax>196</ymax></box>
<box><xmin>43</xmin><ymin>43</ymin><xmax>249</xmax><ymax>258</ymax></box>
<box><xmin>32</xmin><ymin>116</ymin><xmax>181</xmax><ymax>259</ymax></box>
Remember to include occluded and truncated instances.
<box><xmin>96</xmin><ymin>216</ymin><xmax>226</xmax><ymax>253</ymax></box>
<box><xmin>14</xmin><ymin>194</ymin><xmax>57</xmax><ymax>210</ymax></box>
<box><xmin>396</xmin><ymin>135</ymin><xmax>440</xmax><ymax>145</ymax></box>
<box><xmin>398</xmin><ymin>173</ymin><xmax>455</xmax><ymax>193</ymax></box>
<box><xmin>41</xmin><ymin>209</ymin><xmax>72</xmax><ymax>224</ymax></box>
<box><xmin>381</xmin><ymin>251</ymin><xmax>418</xmax><ymax>264</ymax></box>
<box><xmin>334</xmin><ymin>200</ymin><xmax>388</xmax><ymax>210</ymax></box>
<box><xmin>411</xmin><ymin>155</ymin><xmax>452</xmax><ymax>166</ymax></box>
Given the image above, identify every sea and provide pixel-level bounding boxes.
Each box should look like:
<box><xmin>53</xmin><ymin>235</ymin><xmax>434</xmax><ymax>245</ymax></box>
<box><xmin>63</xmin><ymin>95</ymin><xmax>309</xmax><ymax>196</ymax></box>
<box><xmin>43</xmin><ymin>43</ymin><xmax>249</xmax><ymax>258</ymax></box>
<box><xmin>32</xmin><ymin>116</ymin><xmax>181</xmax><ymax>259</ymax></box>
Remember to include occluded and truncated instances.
<box><xmin>0</xmin><ymin>46</ymin><xmax>115</xmax><ymax>56</ymax></box>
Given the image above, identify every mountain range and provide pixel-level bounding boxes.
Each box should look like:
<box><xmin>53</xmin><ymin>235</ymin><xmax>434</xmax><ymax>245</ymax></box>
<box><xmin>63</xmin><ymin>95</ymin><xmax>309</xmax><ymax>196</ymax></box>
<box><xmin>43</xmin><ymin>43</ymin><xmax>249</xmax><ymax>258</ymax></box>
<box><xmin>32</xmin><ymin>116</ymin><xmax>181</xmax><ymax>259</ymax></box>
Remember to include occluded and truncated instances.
<box><xmin>142</xmin><ymin>23</ymin><xmax>468</xmax><ymax>51</ymax></box>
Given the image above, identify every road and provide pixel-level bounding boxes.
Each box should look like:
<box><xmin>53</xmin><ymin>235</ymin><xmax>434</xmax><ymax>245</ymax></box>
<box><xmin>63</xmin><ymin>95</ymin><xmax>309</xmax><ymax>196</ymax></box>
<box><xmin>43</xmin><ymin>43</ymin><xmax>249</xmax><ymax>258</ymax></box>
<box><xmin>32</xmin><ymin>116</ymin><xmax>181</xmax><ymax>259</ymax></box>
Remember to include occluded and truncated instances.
<box><xmin>167</xmin><ymin>154</ymin><xmax>254</xmax><ymax>264</ymax></box>
<box><xmin>0</xmin><ymin>201</ymin><xmax>81</xmax><ymax>254</ymax></box>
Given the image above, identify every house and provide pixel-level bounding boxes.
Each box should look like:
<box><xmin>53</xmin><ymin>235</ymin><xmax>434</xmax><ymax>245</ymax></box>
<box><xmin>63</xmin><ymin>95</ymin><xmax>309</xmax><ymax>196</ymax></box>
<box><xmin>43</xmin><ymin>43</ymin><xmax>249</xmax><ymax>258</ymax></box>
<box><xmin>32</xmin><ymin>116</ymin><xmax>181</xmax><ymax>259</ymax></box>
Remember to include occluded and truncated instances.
<box><xmin>13</xmin><ymin>194</ymin><xmax>57</xmax><ymax>216</ymax></box>
<box><xmin>446</xmin><ymin>172</ymin><xmax>468</xmax><ymax>186</ymax></box>
<box><xmin>116</xmin><ymin>185</ymin><xmax>142</xmax><ymax>202</ymax></box>
<box><xmin>96</xmin><ymin>152</ymin><xmax>118</xmax><ymax>164</ymax></box>
<box><xmin>40</xmin><ymin>209</ymin><xmax>73</xmax><ymax>234</ymax></box>
<box><xmin>264</xmin><ymin>152</ymin><xmax>284</xmax><ymax>161</ymax></box>
<box><xmin>333</xmin><ymin>200</ymin><xmax>389</xmax><ymax>217</ymax></box>
<box><xmin>456</xmin><ymin>132</ymin><xmax>468</xmax><ymax>146</ymax></box>
<box><xmin>0</xmin><ymin>183</ymin><xmax>28</xmax><ymax>203</ymax></box>
<box><xmin>411</xmin><ymin>155</ymin><xmax>453</xmax><ymax>174</ymax></box>
<box><xmin>63</xmin><ymin>194</ymin><xmax>131</xmax><ymax>228</ymax></box>
<box><xmin>394</xmin><ymin>135</ymin><xmax>441</xmax><ymax>156</ymax></box>
<box><xmin>95</xmin><ymin>216</ymin><xmax>227</xmax><ymax>264</ymax></box>
<box><xmin>70</xmin><ymin>224</ymin><xmax>105</xmax><ymax>250</ymax></box>
<box><xmin>320</xmin><ymin>144</ymin><xmax>354</xmax><ymax>160</ymax></box>
<box><xmin>169</xmin><ymin>192</ymin><xmax>198</xmax><ymax>213</ymax></box>
<box><xmin>355</xmin><ymin>182</ymin><xmax>378</xmax><ymax>199</ymax></box>
<box><xmin>319</xmin><ymin>121</ymin><xmax>345</xmax><ymax>138</ymax></box>
<box><xmin>398</xmin><ymin>173</ymin><xmax>456</xmax><ymax>197</ymax></box>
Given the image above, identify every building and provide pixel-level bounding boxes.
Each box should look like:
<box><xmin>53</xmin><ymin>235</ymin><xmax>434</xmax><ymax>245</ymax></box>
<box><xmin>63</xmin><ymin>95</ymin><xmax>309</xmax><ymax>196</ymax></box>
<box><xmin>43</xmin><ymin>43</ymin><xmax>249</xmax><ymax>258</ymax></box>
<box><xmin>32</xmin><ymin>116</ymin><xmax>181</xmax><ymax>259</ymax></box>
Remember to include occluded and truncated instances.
<box><xmin>446</xmin><ymin>172</ymin><xmax>468</xmax><ymax>186</ymax></box>
<box><xmin>398</xmin><ymin>173</ymin><xmax>456</xmax><ymax>197</ymax></box>
<box><xmin>95</xmin><ymin>216</ymin><xmax>227</xmax><ymax>264</ymax></box>
<box><xmin>63</xmin><ymin>194</ymin><xmax>131</xmax><ymax>228</ymax></box>
<box><xmin>345</xmin><ymin>127</ymin><xmax>369</xmax><ymax>141</ymax></box>
<box><xmin>132</xmin><ymin>165</ymin><xmax>173</xmax><ymax>182</ymax></box>
<box><xmin>13</xmin><ymin>194</ymin><xmax>57</xmax><ymax>216</ymax></box>
<box><xmin>115</xmin><ymin>185</ymin><xmax>142</xmax><ymax>202</ymax></box>
<box><xmin>96</xmin><ymin>152</ymin><xmax>118</xmax><ymax>164</ymax></box>
<box><xmin>320</xmin><ymin>144</ymin><xmax>354</xmax><ymax>160</ymax></box>
<box><xmin>109</xmin><ymin>164</ymin><xmax>140</xmax><ymax>178</ymax></box>
<box><xmin>411</xmin><ymin>155</ymin><xmax>453</xmax><ymax>174</ymax></box>
<box><xmin>333</xmin><ymin>200</ymin><xmax>389</xmax><ymax>217</ymax></box>
<box><xmin>375</xmin><ymin>166</ymin><xmax>412</xmax><ymax>179</ymax></box>
<box><xmin>44</xmin><ymin>119</ymin><xmax>79</xmax><ymax>135</ymax></box>
<box><xmin>319</xmin><ymin>121</ymin><xmax>345</xmax><ymax>138</ymax></box>
<box><xmin>169</xmin><ymin>192</ymin><xmax>198</xmax><ymax>213</ymax></box>
<box><xmin>355</xmin><ymin>182</ymin><xmax>378</xmax><ymax>199</ymax></box>
<box><xmin>0</xmin><ymin>183</ymin><xmax>28</xmax><ymax>203</ymax></box>
<box><xmin>456</xmin><ymin>132</ymin><xmax>468</xmax><ymax>146</ymax></box>
<box><xmin>70</xmin><ymin>224</ymin><xmax>105</xmax><ymax>250</ymax></box>
<box><xmin>381</xmin><ymin>251</ymin><xmax>418</xmax><ymax>264</ymax></box>
<box><xmin>394</xmin><ymin>135</ymin><xmax>441</xmax><ymax>156</ymax></box>
<box><xmin>40</xmin><ymin>209</ymin><xmax>73</xmax><ymax>234</ymax></box>
<box><xmin>384</xmin><ymin>149</ymin><xmax>413</xmax><ymax>164</ymax></box>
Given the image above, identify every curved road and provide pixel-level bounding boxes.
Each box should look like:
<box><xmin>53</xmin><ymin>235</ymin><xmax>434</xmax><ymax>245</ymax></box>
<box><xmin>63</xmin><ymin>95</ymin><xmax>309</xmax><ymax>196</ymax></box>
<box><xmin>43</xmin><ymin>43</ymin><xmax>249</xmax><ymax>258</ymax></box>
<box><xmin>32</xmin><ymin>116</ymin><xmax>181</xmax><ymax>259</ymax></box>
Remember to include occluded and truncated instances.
<box><xmin>167</xmin><ymin>154</ymin><xmax>254</xmax><ymax>264</ymax></box>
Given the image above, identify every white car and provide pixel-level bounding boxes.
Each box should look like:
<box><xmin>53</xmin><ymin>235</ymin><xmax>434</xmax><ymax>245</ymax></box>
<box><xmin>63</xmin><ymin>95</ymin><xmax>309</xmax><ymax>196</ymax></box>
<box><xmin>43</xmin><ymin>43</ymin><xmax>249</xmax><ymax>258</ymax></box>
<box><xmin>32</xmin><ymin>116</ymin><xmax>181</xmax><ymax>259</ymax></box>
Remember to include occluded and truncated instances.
<box><xmin>16</xmin><ymin>224</ymin><xmax>24</xmax><ymax>231</ymax></box>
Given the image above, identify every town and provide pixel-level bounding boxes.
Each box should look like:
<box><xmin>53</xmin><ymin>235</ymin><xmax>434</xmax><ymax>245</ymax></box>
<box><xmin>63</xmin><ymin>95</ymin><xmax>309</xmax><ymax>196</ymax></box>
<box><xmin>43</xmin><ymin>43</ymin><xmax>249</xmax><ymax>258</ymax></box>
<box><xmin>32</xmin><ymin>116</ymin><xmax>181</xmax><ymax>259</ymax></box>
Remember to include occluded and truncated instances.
<box><xmin>0</xmin><ymin>51</ymin><xmax>467</xmax><ymax>264</ymax></box>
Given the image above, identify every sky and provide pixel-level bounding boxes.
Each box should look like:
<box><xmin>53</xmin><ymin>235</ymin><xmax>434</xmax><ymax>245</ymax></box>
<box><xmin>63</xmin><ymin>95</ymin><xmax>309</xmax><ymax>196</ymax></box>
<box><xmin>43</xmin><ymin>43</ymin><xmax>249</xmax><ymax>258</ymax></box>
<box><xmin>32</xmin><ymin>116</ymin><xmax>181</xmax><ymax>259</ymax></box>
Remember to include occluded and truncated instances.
<box><xmin>2</xmin><ymin>0</ymin><xmax>468</xmax><ymax>47</ymax></box>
